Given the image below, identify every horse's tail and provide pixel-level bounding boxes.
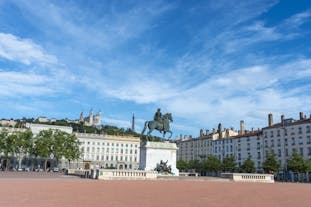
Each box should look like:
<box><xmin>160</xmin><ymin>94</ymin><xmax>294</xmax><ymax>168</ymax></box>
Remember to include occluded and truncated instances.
<box><xmin>141</xmin><ymin>121</ymin><xmax>148</xmax><ymax>135</ymax></box>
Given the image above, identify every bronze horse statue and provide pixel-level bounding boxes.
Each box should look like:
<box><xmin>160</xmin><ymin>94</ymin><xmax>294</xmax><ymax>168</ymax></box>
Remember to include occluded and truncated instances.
<box><xmin>141</xmin><ymin>113</ymin><xmax>173</xmax><ymax>139</ymax></box>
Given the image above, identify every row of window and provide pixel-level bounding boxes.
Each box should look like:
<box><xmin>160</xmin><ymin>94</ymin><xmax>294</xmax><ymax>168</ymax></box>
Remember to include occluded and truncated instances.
<box><xmin>83</xmin><ymin>154</ymin><xmax>138</xmax><ymax>162</ymax></box>
<box><xmin>81</xmin><ymin>147</ymin><xmax>138</xmax><ymax>154</ymax></box>
<box><xmin>264</xmin><ymin>136</ymin><xmax>311</xmax><ymax>147</ymax></box>
<box><xmin>264</xmin><ymin>126</ymin><xmax>311</xmax><ymax>138</ymax></box>
<box><xmin>80</xmin><ymin>141</ymin><xmax>138</xmax><ymax>148</ymax></box>
<box><xmin>183</xmin><ymin>146</ymin><xmax>311</xmax><ymax>161</ymax></box>
<box><xmin>180</xmin><ymin>135</ymin><xmax>311</xmax><ymax>150</ymax></box>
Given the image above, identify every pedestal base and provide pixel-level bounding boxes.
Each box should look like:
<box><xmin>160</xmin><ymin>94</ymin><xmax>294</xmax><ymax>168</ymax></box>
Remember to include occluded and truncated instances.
<box><xmin>139</xmin><ymin>141</ymin><xmax>179</xmax><ymax>175</ymax></box>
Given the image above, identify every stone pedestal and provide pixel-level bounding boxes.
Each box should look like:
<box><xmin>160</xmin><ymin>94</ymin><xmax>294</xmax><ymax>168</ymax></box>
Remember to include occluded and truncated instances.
<box><xmin>139</xmin><ymin>141</ymin><xmax>179</xmax><ymax>175</ymax></box>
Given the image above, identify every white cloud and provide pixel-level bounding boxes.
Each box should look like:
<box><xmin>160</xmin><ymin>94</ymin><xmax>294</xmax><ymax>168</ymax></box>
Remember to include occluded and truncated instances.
<box><xmin>12</xmin><ymin>0</ymin><xmax>174</xmax><ymax>50</ymax></box>
<box><xmin>104</xmin><ymin>79</ymin><xmax>179</xmax><ymax>104</ymax></box>
<box><xmin>161</xmin><ymin>59</ymin><xmax>311</xmax><ymax>131</ymax></box>
<box><xmin>284</xmin><ymin>10</ymin><xmax>311</xmax><ymax>26</ymax></box>
<box><xmin>0</xmin><ymin>71</ymin><xmax>55</xmax><ymax>97</ymax></box>
<box><xmin>103</xmin><ymin>117</ymin><xmax>131</xmax><ymax>128</ymax></box>
<box><xmin>103</xmin><ymin>117</ymin><xmax>143</xmax><ymax>131</ymax></box>
<box><xmin>0</xmin><ymin>33</ymin><xmax>57</xmax><ymax>65</ymax></box>
<box><xmin>1</xmin><ymin>1</ymin><xmax>310</xmax><ymax>137</ymax></box>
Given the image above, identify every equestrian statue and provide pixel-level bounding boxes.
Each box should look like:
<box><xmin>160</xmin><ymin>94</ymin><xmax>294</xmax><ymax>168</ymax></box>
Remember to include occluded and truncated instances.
<box><xmin>141</xmin><ymin>108</ymin><xmax>173</xmax><ymax>139</ymax></box>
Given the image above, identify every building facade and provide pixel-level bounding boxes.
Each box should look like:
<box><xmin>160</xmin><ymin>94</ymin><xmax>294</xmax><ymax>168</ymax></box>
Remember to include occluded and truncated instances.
<box><xmin>25</xmin><ymin>123</ymin><xmax>73</xmax><ymax>135</ymax></box>
<box><xmin>0</xmin><ymin>119</ymin><xmax>16</xmax><ymax>127</ymax></box>
<box><xmin>1</xmin><ymin>123</ymin><xmax>140</xmax><ymax>170</ymax></box>
<box><xmin>262</xmin><ymin>112</ymin><xmax>311</xmax><ymax>171</ymax></box>
<box><xmin>176</xmin><ymin>112</ymin><xmax>311</xmax><ymax>172</ymax></box>
<box><xmin>74</xmin><ymin>133</ymin><xmax>140</xmax><ymax>170</ymax></box>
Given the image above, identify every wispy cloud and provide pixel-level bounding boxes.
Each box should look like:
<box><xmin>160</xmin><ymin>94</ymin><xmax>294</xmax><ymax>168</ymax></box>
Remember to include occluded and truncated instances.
<box><xmin>103</xmin><ymin>117</ymin><xmax>131</xmax><ymax>128</ymax></box>
<box><xmin>12</xmin><ymin>0</ymin><xmax>174</xmax><ymax>51</ymax></box>
<box><xmin>0</xmin><ymin>1</ymin><xmax>310</xmax><ymax>136</ymax></box>
<box><xmin>103</xmin><ymin>117</ymin><xmax>143</xmax><ymax>131</ymax></box>
<box><xmin>0</xmin><ymin>33</ymin><xmax>57</xmax><ymax>65</ymax></box>
<box><xmin>162</xmin><ymin>58</ymin><xmax>311</xmax><ymax>130</ymax></box>
<box><xmin>0</xmin><ymin>32</ymin><xmax>75</xmax><ymax>99</ymax></box>
<box><xmin>284</xmin><ymin>9</ymin><xmax>311</xmax><ymax>26</ymax></box>
<box><xmin>0</xmin><ymin>71</ymin><xmax>55</xmax><ymax>96</ymax></box>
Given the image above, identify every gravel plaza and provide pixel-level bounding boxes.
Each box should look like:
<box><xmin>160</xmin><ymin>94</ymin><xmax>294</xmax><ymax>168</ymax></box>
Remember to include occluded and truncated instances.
<box><xmin>0</xmin><ymin>172</ymin><xmax>310</xmax><ymax>207</ymax></box>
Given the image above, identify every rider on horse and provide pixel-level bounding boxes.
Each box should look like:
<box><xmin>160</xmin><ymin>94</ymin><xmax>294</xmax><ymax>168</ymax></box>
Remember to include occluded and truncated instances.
<box><xmin>154</xmin><ymin>108</ymin><xmax>163</xmax><ymax>132</ymax></box>
<box><xmin>141</xmin><ymin>108</ymin><xmax>173</xmax><ymax>139</ymax></box>
<box><xmin>154</xmin><ymin>108</ymin><xmax>162</xmax><ymax>122</ymax></box>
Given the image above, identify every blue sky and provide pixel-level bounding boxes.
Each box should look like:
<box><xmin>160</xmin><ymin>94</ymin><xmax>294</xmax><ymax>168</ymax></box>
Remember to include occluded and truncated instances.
<box><xmin>0</xmin><ymin>0</ymin><xmax>311</xmax><ymax>138</ymax></box>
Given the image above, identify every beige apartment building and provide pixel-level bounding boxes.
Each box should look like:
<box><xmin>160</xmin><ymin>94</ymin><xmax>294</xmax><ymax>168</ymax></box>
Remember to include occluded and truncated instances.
<box><xmin>73</xmin><ymin>133</ymin><xmax>140</xmax><ymax>170</ymax></box>
<box><xmin>177</xmin><ymin>112</ymin><xmax>311</xmax><ymax>172</ymax></box>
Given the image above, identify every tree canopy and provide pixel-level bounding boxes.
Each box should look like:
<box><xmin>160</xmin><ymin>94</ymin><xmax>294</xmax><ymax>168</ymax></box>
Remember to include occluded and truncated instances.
<box><xmin>222</xmin><ymin>155</ymin><xmax>236</xmax><ymax>172</ymax></box>
<box><xmin>177</xmin><ymin>159</ymin><xmax>189</xmax><ymax>172</ymax></box>
<box><xmin>0</xmin><ymin>129</ymin><xmax>81</xmax><ymax>171</ymax></box>
<box><xmin>287</xmin><ymin>149</ymin><xmax>311</xmax><ymax>172</ymax></box>
<box><xmin>240</xmin><ymin>156</ymin><xmax>256</xmax><ymax>173</ymax></box>
<box><xmin>202</xmin><ymin>155</ymin><xmax>222</xmax><ymax>172</ymax></box>
<box><xmin>262</xmin><ymin>150</ymin><xmax>280</xmax><ymax>174</ymax></box>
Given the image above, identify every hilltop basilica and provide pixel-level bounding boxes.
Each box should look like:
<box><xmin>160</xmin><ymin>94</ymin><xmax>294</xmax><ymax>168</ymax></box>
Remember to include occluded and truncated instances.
<box><xmin>79</xmin><ymin>109</ymin><xmax>101</xmax><ymax>127</ymax></box>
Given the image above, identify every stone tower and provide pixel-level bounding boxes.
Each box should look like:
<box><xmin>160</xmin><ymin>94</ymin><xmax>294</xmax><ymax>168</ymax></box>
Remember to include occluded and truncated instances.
<box><xmin>95</xmin><ymin>111</ymin><xmax>101</xmax><ymax>126</ymax></box>
<box><xmin>79</xmin><ymin>112</ymin><xmax>84</xmax><ymax>122</ymax></box>
<box><xmin>132</xmin><ymin>113</ymin><xmax>135</xmax><ymax>132</ymax></box>
<box><xmin>89</xmin><ymin>109</ymin><xmax>94</xmax><ymax>125</ymax></box>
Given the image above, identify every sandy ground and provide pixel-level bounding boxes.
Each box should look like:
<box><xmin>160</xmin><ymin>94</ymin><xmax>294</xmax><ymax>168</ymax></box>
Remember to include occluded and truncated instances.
<box><xmin>0</xmin><ymin>174</ymin><xmax>310</xmax><ymax>207</ymax></box>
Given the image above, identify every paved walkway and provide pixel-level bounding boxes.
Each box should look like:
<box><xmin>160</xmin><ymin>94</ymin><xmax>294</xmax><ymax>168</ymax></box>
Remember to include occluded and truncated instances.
<box><xmin>0</xmin><ymin>171</ymin><xmax>79</xmax><ymax>179</ymax></box>
<box><xmin>0</xmin><ymin>176</ymin><xmax>310</xmax><ymax>207</ymax></box>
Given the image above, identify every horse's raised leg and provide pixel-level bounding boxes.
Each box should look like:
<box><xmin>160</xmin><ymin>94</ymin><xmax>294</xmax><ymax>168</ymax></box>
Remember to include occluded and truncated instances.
<box><xmin>168</xmin><ymin>130</ymin><xmax>172</xmax><ymax>139</ymax></box>
<box><xmin>147</xmin><ymin>129</ymin><xmax>153</xmax><ymax>141</ymax></box>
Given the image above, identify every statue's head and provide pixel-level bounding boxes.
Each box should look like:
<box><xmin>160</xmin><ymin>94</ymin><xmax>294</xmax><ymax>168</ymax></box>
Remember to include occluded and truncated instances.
<box><xmin>157</xmin><ymin>108</ymin><xmax>161</xmax><ymax>112</ymax></box>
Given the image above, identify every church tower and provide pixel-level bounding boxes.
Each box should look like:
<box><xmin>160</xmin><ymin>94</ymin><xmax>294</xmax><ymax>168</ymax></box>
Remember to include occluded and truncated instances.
<box><xmin>131</xmin><ymin>113</ymin><xmax>135</xmax><ymax>132</ymax></box>
<box><xmin>89</xmin><ymin>109</ymin><xmax>94</xmax><ymax>125</ymax></box>
<box><xmin>79</xmin><ymin>112</ymin><xmax>84</xmax><ymax>122</ymax></box>
<box><xmin>95</xmin><ymin>111</ymin><xmax>101</xmax><ymax>126</ymax></box>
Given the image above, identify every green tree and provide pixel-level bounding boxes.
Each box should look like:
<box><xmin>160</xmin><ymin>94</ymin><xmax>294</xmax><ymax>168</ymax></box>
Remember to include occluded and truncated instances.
<box><xmin>63</xmin><ymin>133</ymin><xmax>81</xmax><ymax>168</ymax></box>
<box><xmin>34</xmin><ymin>129</ymin><xmax>54</xmax><ymax>171</ymax></box>
<box><xmin>287</xmin><ymin>149</ymin><xmax>311</xmax><ymax>172</ymax></box>
<box><xmin>0</xmin><ymin>130</ymin><xmax>11</xmax><ymax>170</ymax></box>
<box><xmin>34</xmin><ymin>129</ymin><xmax>81</xmax><ymax>170</ymax></box>
<box><xmin>262</xmin><ymin>150</ymin><xmax>280</xmax><ymax>174</ymax></box>
<box><xmin>53</xmin><ymin>130</ymin><xmax>67</xmax><ymax>166</ymax></box>
<box><xmin>0</xmin><ymin>130</ymin><xmax>21</xmax><ymax>170</ymax></box>
<box><xmin>177</xmin><ymin>159</ymin><xmax>189</xmax><ymax>172</ymax></box>
<box><xmin>240</xmin><ymin>156</ymin><xmax>256</xmax><ymax>173</ymax></box>
<box><xmin>29</xmin><ymin>140</ymin><xmax>40</xmax><ymax>170</ymax></box>
<box><xmin>188</xmin><ymin>159</ymin><xmax>201</xmax><ymax>172</ymax></box>
<box><xmin>202</xmin><ymin>155</ymin><xmax>222</xmax><ymax>173</ymax></box>
<box><xmin>222</xmin><ymin>155</ymin><xmax>236</xmax><ymax>172</ymax></box>
<box><xmin>14</xmin><ymin>130</ymin><xmax>33</xmax><ymax>169</ymax></box>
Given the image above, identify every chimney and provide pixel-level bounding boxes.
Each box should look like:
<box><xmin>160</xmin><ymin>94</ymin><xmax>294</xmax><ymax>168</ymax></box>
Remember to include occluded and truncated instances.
<box><xmin>212</xmin><ymin>128</ymin><xmax>216</xmax><ymax>134</ymax></box>
<box><xmin>240</xmin><ymin>120</ymin><xmax>245</xmax><ymax>135</ymax></box>
<box><xmin>205</xmin><ymin>129</ymin><xmax>209</xmax><ymax>136</ymax></box>
<box><xmin>281</xmin><ymin>115</ymin><xmax>284</xmax><ymax>123</ymax></box>
<box><xmin>226</xmin><ymin>129</ymin><xmax>229</xmax><ymax>138</ymax></box>
<box><xmin>218</xmin><ymin>123</ymin><xmax>222</xmax><ymax>138</ymax></box>
<box><xmin>268</xmin><ymin>113</ymin><xmax>273</xmax><ymax>126</ymax></box>
<box><xmin>200</xmin><ymin>129</ymin><xmax>203</xmax><ymax>137</ymax></box>
<box><xmin>299</xmin><ymin>112</ymin><xmax>304</xmax><ymax>120</ymax></box>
